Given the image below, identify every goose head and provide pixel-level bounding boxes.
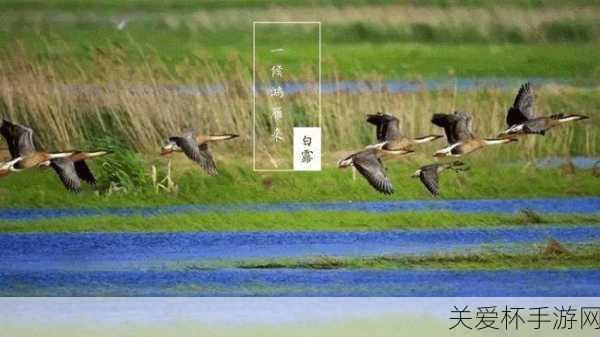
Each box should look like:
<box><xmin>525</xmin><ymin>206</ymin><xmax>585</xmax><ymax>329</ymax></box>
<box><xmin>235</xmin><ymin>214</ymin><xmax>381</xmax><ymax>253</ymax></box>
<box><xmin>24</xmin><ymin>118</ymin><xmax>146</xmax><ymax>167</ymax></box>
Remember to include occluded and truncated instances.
<box><xmin>160</xmin><ymin>141</ymin><xmax>180</xmax><ymax>156</ymax></box>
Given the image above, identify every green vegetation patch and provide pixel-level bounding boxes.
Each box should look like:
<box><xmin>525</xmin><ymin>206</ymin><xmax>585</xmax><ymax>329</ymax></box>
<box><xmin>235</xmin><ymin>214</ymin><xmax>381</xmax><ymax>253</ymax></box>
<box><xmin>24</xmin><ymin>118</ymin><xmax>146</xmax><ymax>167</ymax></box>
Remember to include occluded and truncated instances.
<box><xmin>0</xmin><ymin>211</ymin><xmax>598</xmax><ymax>233</ymax></box>
<box><xmin>0</xmin><ymin>158</ymin><xmax>598</xmax><ymax>208</ymax></box>
<box><xmin>176</xmin><ymin>244</ymin><xmax>600</xmax><ymax>270</ymax></box>
<box><xmin>1</xmin><ymin>0</ymin><xmax>599</xmax><ymax>11</ymax></box>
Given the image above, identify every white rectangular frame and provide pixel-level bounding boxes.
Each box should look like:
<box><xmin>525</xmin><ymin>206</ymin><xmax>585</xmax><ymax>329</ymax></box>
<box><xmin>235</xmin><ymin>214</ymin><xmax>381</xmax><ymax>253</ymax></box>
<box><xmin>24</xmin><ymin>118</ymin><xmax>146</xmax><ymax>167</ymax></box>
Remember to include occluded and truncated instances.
<box><xmin>253</xmin><ymin>21</ymin><xmax>322</xmax><ymax>172</ymax></box>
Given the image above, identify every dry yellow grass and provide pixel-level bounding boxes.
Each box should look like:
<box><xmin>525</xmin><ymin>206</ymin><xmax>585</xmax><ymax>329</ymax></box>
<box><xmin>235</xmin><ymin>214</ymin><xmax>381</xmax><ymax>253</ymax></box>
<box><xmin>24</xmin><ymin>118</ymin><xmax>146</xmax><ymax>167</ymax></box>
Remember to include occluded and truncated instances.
<box><xmin>0</xmin><ymin>49</ymin><xmax>597</xmax><ymax>163</ymax></box>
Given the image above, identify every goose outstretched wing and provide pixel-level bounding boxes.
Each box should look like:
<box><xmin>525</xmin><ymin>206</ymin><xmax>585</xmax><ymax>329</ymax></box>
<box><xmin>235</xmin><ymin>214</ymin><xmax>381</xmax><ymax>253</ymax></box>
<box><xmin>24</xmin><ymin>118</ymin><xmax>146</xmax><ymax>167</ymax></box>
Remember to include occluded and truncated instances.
<box><xmin>0</xmin><ymin>120</ymin><xmax>36</xmax><ymax>158</ymax></box>
<box><xmin>352</xmin><ymin>150</ymin><xmax>394</xmax><ymax>195</ymax></box>
<box><xmin>454</xmin><ymin>111</ymin><xmax>475</xmax><ymax>142</ymax></box>
<box><xmin>74</xmin><ymin>160</ymin><xmax>97</xmax><ymax>185</ymax></box>
<box><xmin>419</xmin><ymin>164</ymin><xmax>440</xmax><ymax>196</ymax></box>
<box><xmin>431</xmin><ymin>112</ymin><xmax>474</xmax><ymax>144</ymax></box>
<box><xmin>50</xmin><ymin>158</ymin><xmax>81</xmax><ymax>192</ymax></box>
<box><xmin>366</xmin><ymin>113</ymin><xmax>402</xmax><ymax>142</ymax></box>
<box><xmin>172</xmin><ymin>136</ymin><xmax>218</xmax><ymax>175</ymax></box>
<box><xmin>507</xmin><ymin>82</ymin><xmax>535</xmax><ymax>127</ymax></box>
<box><xmin>197</xmin><ymin>143</ymin><xmax>217</xmax><ymax>176</ymax></box>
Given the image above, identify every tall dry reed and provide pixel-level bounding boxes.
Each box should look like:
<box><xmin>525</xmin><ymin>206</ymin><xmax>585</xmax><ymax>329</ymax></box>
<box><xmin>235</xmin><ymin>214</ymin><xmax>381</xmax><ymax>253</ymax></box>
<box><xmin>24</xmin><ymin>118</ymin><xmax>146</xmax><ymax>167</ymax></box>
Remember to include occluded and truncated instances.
<box><xmin>0</xmin><ymin>48</ymin><xmax>597</xmax><ymax>164</ymax></box>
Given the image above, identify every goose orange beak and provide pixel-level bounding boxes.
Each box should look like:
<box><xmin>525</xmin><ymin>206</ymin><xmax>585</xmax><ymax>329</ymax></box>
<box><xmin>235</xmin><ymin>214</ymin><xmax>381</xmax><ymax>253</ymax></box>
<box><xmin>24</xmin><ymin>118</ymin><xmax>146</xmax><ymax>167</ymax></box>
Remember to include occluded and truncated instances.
<box><xmin>160</xmin><ymin>148</ymin><xmax>173</xmax><ymax>156</ymax></box>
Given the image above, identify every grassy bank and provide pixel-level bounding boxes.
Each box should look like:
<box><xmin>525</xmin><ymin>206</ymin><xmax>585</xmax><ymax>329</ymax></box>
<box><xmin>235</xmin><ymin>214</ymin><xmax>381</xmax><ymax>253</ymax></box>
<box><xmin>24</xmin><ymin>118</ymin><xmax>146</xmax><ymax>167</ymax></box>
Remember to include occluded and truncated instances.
<box><xmin>1</xmin><ymin>211</ymin><xmax>599</xmax><ymax>233</ymax></box>
<box><xmin>0</xmin><ymin>157</ymin><xmax>598</xmax><ymax>208</ymax></box>
<box><xmin>171</xmin><ymin>244</ymin><xmax>600</xmax><ymax>270</ymax></box>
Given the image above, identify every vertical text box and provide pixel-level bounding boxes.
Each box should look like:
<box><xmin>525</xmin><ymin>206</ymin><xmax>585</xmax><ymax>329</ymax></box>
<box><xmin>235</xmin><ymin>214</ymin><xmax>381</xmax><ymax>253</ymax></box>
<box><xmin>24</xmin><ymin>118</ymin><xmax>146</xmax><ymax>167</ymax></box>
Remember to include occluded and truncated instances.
<box><xmin>253</xmin><ymin>21</ymin><xmax>321</xmax><ymax>171</ymax></box>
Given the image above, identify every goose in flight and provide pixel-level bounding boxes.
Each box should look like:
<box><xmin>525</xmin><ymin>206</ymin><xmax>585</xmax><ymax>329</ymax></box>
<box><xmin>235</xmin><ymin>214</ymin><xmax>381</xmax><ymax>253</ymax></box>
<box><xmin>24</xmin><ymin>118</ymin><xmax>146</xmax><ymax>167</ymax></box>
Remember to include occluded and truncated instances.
<box><xmin>498</xmin><ymin>82</ymin><xmax>589</xmax><ymax>137</ymax></box>
<box><xmin>0</xmin><ymin>120</ymin><xmax>73</xmax><ymax>170</ymax></box>
<box><xmin>0</xmin><ymin>119</ymin><xmax>110</xmax><ymax>191</ymax></box>
<box><xmin>161</xmin><ymin>129</ymin><xmax>239</xmax><ymax>175</ymax></box>
<box><xmin>49</xmin><ymin>151</ymin><xmax>111</xmax><ymax>192</ymax></box>
<box><xmin>412</xmin><ymin>161</ymin><xmax>467</xmax><ymax>196</ymax></box>
<box><xmin>431</xmin><ymin>111</ymin><xmax>516</xmax><ymax>157</ymax></box>
<box><xmin>366</xmin><ymin>113</ymin><xmax>443</xmax><ymax>154</ymax></box>
<box><xmin>337</xmin><ymin>148</ymin><xmax>394</xmax><ymax>195</ymax></box>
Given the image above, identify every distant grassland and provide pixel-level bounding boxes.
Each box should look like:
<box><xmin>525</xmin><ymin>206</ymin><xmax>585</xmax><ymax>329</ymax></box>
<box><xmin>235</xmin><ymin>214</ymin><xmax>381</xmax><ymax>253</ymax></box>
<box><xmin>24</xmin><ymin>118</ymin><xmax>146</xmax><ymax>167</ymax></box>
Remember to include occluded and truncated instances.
<box><xmin>2</xmin><ymin>3</ymin><xmax>600</xmax><ymax>71</ymax></box>
<box><xmin>3</xmin><ymin>4</ymin><xmax>600</xmax><ymax>62</ymax></box>
<box><xmin>1</xmin><ymin>0</ymin><xmax>600</xmax><ymax>11</ymax></box>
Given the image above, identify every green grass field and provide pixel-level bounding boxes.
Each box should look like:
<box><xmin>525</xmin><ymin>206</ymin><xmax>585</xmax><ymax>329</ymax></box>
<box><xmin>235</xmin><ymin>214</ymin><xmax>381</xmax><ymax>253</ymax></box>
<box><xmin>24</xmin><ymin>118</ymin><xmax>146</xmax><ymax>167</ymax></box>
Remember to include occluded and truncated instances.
<box><xmin>3</xmin><ymin>0</ymin><xmax>599</xmax><ymax>11</ymax></box>
<box><xmin>0</xmin><ymin>157</ymin><xmax>598</xmax><ymax>208</ymax></box>
<box><xmin>2</xmin><ymin>2</ymin><xmax>600</xmax><ymax>79</ymax></box>
<box><xmin>2</xmin><ymin>211</ymin><xmax>599</xmax><ymax>233</ymax></box>
<box><xmin>0</xmin><ymin>156</ymin><xmax>598</xmax><ymax>233</ymax></box>
<box><xmin>2</xmin><ymin>28</ymin><xmax>599</xmax><ymax>80</ymax></box>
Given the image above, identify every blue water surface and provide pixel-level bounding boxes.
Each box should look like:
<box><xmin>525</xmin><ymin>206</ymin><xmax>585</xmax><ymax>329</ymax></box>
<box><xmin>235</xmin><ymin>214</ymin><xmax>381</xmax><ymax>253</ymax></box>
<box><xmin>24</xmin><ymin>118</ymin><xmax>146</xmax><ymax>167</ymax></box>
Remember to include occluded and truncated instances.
<box><xmin>63</xmin><ymin>77</ymin><xmax>574</xmax><ymax>96</ymax></box>
<box><xmin>1</xmin><ymin>197</ymin><xmax>598</xmax><ymax>221</ymax></box>
<box><xmin>1</xmin><ymin>226</ymin><xmax>600</xmax><ymax>272</ymax></box>
<box><xmin>2</xmin><ymin>269</ymin><xmax>599</xmax><ymax>296</ymax></box>
<box><xmin>1</xmin><ymin>227</ymin><xmax>600</xmax><ymax>296</ymax></box>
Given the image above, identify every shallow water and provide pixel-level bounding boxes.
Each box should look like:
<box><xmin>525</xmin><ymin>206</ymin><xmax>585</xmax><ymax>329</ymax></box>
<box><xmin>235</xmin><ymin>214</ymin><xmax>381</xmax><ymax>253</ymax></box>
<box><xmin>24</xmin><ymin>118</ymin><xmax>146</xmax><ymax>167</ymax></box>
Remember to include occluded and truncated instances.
<box><xmin>1</xmin><ymin>226</ymin><xmax>599</xmax><ymax>296</ymax></box>
<box><xmin>61</xmin><ymin>77</ymin><xmax>575</xmax><ymax>96</ymax></box>
<box><xmin>513</xmin><ymin>156</ymin><xmax>600</xmax><ymax>169</ymax></box>
<box><xmin>1</xmin><ymin>197</ymin><xmax>598</xmax><ymax>221</ymax></box>
<box><xmin>1</xmin><ymin>226</ymin><xmax>600</xmax><ymax>271</ymax></box>
<box><xmin>2</xmin><ymin>269</ymin><xmax>599</xmax><ymax>296</ymax></box>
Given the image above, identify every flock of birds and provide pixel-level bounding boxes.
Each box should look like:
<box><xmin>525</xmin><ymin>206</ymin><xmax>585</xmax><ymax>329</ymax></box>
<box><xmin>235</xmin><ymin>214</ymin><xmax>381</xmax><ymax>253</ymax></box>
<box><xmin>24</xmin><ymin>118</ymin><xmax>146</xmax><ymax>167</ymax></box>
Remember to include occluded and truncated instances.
<box><xmin>0</xmin><ymin>121</ymin><xmax>239</xmax><ymax>192</ymax></box>
<box><xmin>0</xmin><ymin>82</ymin><xmax>589</xmax><ymax>195</ymax></box>
<box><xmin>337</xmin><ymin>82</ymin><xmax>590</xmax><ymax>196</ymax></box>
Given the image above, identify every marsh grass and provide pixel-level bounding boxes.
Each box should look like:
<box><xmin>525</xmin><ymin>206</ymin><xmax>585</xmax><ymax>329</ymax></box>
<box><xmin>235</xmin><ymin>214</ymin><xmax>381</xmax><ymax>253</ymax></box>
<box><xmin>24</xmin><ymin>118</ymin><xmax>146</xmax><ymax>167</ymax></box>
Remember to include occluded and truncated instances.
<box><xmin>517</xmin><ymin>209</ymin><xmax>545</xmax><ymax>224</ymax></box>
<box><xmin>171</xmin><ymin>243</ymin><xmax>600</xmax><ymax>270</ymax></box>
<box><xmin>0</xmin><ymin>144</ymin><xmax>598</xmax><ymax>208</ymax></box>
<box><xmin>0</xmin><ymin>48</ymin><xmax>597</xmax><ymax>161</ymax></box>
<box><xmin>235</xmin><ymin>250</ymin><xmax>600</xmax><ymax>270</ymax></box>
<box><xmin>92</xmin><ymin>137</ymin><xmax>150</xmax><ymax>193</ymax></box>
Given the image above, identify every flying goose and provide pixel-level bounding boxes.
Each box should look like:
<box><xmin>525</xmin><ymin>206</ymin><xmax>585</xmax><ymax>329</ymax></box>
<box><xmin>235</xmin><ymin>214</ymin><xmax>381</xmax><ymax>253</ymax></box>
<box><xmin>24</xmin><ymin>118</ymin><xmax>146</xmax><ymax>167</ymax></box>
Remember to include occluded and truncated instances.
<box><xmin>412</xmin><ymin>161</ymin><xmax>467</xmax><ymax>196</ymax></box>
<box><xmin>337</xmin><ymin>148</ymin><xmax>394</xmax><ymax>195</ymax></box>
<box><xmin>431</xmin><ymin>111</ymin><xmax>516</xmax><ymax>157</ymax></box>
<box><xmin>499</xmin><ymin>83</ymin><xmax>589</xmax><ymax>137</ymax></box>
<box><xmin>0</xmin><ymin>119</ymin><xmax>109</xmax><ymax>191</ymax></box>
<box><xmin>366</xmin><ymin>113</ymin><xmax>443</xmax><ymax>154</ymax></box>
<box><xmin>49</xmin><ymin>151</ymin><xmax>111</xmax><ymax>192</ymax></box>
<box><xmin>161</xmin><ymin>129</ymin><xmax>239</xmax><ymax>175</ymax></box>
<box><xmin>0</xmin><ymin>120</ymin><xmax>73</xmax><ymax>170</ymax></box>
